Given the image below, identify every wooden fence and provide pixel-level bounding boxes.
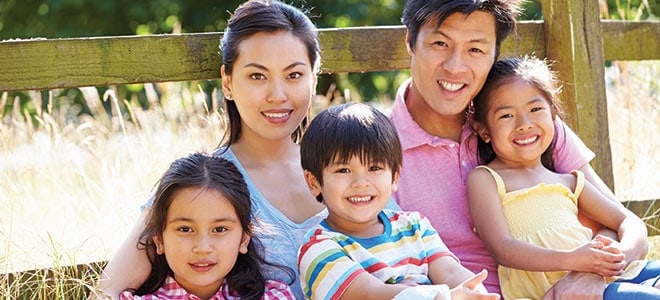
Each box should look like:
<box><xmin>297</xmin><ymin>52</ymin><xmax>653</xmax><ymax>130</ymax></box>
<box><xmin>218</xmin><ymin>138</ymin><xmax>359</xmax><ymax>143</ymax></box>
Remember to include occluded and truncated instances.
<box><xmin>0</xmin><ymin>0</ymin><xmax>658</xmax><ymax>296</ymax></box>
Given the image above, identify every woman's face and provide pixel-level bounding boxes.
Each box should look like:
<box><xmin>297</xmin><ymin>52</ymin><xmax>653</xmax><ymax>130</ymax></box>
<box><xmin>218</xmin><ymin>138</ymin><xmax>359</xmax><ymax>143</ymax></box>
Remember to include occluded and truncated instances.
<box><xmin>221</xmin><ymin>31</ymin><xmax>316</xmax><ymax>143</ymax></box>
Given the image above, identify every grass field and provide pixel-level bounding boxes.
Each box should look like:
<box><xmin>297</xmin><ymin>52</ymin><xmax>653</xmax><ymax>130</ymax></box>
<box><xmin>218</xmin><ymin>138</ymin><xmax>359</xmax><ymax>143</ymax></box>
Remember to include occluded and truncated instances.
<box><xmin>0</xmin><ymin>60</ymin><xmax>658</xmax><ymax>297</ymax></box>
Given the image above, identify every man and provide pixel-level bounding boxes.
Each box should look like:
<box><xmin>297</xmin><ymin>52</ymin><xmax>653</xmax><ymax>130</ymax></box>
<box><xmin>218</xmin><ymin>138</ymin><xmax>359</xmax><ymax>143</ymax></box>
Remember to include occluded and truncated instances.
<box><xmin>390</xmin><ymin>1</ymin><xmax>648</xmax><ymax>298</ymax></box>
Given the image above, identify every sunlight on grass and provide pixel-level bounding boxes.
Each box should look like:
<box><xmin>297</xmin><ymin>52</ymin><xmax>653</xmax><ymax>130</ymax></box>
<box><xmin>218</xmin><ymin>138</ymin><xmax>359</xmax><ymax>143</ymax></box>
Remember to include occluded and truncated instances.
<box><xmin>0</xmin><ymin>61</ymin><xmax>657</xmax><ymax>298</ymax></box>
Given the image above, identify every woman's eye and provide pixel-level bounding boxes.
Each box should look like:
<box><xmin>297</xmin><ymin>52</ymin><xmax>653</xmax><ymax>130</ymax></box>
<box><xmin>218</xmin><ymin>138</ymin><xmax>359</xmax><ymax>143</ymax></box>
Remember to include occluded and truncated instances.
<box><xmin>213</xmin><ymin>227</ymin><xmax>227</xmax><ymax>233</ymax></box>
<box><xmin>250</xmin><ymin>73</ymin><xmax>266</xmax><ymax>80</ymax></box>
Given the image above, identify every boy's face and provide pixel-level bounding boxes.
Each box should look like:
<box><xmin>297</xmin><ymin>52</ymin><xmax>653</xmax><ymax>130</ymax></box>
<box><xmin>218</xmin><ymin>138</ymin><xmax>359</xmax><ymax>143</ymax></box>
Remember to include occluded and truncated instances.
<box><xmin>304</xmin><ymin>155</ymin><xmax>398</xmax><ymax>237</ymax></box>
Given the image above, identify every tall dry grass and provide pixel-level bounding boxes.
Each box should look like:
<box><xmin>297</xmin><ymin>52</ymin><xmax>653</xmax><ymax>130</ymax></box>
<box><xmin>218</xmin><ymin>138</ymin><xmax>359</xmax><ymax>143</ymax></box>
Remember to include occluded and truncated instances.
<box><xmin>0</xmin><ymin>61</ymin><xmax>657</xmax><ymax>298</ymax></box>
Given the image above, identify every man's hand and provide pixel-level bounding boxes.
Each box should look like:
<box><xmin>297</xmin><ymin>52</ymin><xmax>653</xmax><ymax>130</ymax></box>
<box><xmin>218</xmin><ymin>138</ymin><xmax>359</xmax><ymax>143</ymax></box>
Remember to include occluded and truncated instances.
<box><xmin>543</xmin><ymin>271</ymin><xmax>607</xmax><ymax>300</ymax></box>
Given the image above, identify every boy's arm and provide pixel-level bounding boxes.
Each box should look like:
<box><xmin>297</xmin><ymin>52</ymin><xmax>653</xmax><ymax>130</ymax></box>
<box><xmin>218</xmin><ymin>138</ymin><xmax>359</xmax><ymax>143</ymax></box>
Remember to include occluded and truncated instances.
<box><xmin>91</xmin><ymin>210</ymin><xmax>151</xmax><ymax>299</ymax></box>
<box><xmin>298</xmin><ymin>237</ymin><xmax>410</xmax><ymax>300</ymax></box>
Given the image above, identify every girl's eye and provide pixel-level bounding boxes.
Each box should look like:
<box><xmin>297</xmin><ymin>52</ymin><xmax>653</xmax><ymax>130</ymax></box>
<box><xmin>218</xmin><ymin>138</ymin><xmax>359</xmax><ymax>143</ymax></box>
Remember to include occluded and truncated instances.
<box><xmin>213</xmin><ymin>227</ymin><xmax>227</xmax><ymax>233</ymax></box>
<box><xmin>531</xmin><ymin>107</ymin><xmax>544</xmax><ymax>112</ymax></box>
<box><xmin>250</xmin><ymin>73</ymin><xmax>266</xmax><ymax>80</ymax></box>
<box><xmin>498</xmin><ymin>113</ymin><xmax>513</xmax><ymax>119</ymax></box>
<box><xmin>177</xmin><ymin>226</ymin><xmax>193</xmax><ymax>233</ymax></box>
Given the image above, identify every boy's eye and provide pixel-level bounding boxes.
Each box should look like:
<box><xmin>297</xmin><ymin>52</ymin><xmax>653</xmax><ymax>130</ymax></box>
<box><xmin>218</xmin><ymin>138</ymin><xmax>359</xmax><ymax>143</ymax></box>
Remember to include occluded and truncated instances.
<box><xmin>336</xmin><ymin>168</ymin><xmax>350</xmax><ymax>173</ymax></box>
<box><xmin>369</xmin><ymin>165</ymin><xmax>384</xmax><ymax>172</ymax></box>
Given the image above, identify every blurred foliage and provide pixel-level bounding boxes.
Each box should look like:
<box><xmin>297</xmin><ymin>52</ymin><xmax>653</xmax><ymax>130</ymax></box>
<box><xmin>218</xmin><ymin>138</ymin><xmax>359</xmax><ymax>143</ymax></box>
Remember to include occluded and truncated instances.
<box><xmin>0</xmin><ymin>0</ymin><xmax>655</xmax><ymax>120</ymax></box>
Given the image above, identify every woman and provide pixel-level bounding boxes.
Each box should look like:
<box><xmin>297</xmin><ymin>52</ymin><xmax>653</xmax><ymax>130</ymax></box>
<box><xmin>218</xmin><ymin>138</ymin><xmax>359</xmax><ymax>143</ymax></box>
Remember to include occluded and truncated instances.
<box><xmin>95</xmin><ymin>1</ymin><xmax>327</xmax><ymax>298</ymax></box>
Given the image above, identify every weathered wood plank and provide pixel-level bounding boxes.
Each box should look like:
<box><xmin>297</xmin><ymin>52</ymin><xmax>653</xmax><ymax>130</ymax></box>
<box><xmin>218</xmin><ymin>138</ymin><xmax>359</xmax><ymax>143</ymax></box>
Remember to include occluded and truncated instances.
<box><xmin>1</xmin><ymin>21</ymin><xmax>658</xmax><ymax>92</ymax></box>
<box><xmin>602</xmin><ymin>20</ymin><xmax>659</xmax><ymax>61</ymax></box>
<box><xmin>541</xmin><ymin>0</ymin><xmax>614</xmax><ymax>190</ymax></box>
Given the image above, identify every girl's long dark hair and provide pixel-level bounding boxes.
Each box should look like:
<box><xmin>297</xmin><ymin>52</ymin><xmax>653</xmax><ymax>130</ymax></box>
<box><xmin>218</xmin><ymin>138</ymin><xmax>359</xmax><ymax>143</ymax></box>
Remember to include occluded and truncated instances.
<box><xmin>472</xmin><ymin>56</ymin><xmax>565</xmax><ymax>171</ymax></box>
<box><xmin>131</xmin><ymin>153</ymin><xmax>293</xmax><ymax>299</ymax></box>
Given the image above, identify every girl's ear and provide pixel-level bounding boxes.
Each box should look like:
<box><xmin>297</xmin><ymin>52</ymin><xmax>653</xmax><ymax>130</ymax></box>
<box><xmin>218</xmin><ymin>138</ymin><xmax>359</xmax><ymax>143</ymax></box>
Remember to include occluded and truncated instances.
<box><xmin>153</xmin><ymin>235</ymin><xmax>165</xmax><ymax>255</ymax></box>
<box><xmin>221</xmin><ymin>65</ymin><xmax>233</xmax><ymax>101</ymax></box>
<box><xmin>239</xmin><ymin>233</ymin><xmax>250</xmax><ymax>254</ymax></box>
<box><xmin>475</xmin><ymin>122</ymin><xmax>491</xmax><ymax>143</ymax></box>
<box><xmin>304</xmin><ymin>170</ymin><xmax>321</xmax><ymax>197</ymax></box>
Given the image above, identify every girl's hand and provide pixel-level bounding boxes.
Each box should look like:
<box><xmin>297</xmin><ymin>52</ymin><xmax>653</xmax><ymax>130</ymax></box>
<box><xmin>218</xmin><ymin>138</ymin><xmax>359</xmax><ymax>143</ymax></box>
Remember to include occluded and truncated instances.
<box><xmin>445</xmin><ymin>270</ymin><xmax>500</xmax><ymax>300</ymax></box>
<box><xmin>592</xmin><ymin>234</ymin><xmax>623</xmax><ymax>256</ymax></box>
<box><xmin>568</xmin><ymin>239</ymin><xmax>626</xmax><ymax>276</ymax></box>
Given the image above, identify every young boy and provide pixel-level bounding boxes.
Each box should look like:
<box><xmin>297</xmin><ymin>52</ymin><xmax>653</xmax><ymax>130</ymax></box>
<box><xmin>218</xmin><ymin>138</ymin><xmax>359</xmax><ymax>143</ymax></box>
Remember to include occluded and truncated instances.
<box><xmin>297</xmin><ymin>102</ymin><xmax>499</xmax><ymax>300</ymax></box>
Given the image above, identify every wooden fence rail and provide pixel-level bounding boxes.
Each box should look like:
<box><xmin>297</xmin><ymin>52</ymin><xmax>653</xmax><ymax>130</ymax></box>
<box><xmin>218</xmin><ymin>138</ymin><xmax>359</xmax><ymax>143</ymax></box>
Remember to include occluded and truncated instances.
<box><xmin>2</xmin><ymin>20</ymin><xmax>658</xmax><ymax>232</ymax></box>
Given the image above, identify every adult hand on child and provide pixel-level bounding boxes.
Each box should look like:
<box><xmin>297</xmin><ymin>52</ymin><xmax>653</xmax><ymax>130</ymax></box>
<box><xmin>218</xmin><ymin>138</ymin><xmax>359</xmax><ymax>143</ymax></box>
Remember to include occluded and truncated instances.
<box><xmin>542</xmin><ymin>271</ymin><xmax>607</xmax><ymax>300</ymax></box>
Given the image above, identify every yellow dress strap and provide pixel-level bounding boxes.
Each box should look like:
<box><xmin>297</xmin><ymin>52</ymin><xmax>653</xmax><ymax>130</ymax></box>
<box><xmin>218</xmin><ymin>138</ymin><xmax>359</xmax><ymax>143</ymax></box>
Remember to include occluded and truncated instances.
<box><xmin>475</xmin><ymin>166</ymin><xmax>506</xmax><ymax>198</ymax></box>
<box><xmin>571</xmin><ymin>170</ymin><xmax>585</xmax><ymax>198</ymax></box>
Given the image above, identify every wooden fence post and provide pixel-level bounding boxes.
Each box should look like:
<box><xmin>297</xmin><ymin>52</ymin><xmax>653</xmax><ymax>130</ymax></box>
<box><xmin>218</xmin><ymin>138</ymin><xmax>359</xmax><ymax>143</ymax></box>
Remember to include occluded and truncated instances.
<box><xmin>541</xmin><ymin>0</ymin><xmax>615</xmax><ymax>190</ymax></box>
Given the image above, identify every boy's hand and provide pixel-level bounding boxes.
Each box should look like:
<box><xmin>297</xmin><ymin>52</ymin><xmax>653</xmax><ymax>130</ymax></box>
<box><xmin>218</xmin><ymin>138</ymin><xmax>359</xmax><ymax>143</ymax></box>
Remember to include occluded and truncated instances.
<box><xmin>446</xmin><ymin>270</ymin><xmax>500</xmax><ymax>300</ymax></box>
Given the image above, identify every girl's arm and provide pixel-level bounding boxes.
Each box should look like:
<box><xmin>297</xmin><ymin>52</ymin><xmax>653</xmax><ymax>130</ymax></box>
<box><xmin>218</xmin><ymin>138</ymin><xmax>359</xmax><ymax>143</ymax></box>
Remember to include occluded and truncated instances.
<box><xmin>577</xmin><ymin>178</ymin><xmax>649</xmax><ymax>262</ymax></box>
<box><xmin>466</xmin><ymin>168</ymin><xmax>623</xmax><ymax>273</ymax></box>
<box><xmin>92</xmin><ymin>210</ymin><xmax>151</xmax><ymax>299</ymax></box>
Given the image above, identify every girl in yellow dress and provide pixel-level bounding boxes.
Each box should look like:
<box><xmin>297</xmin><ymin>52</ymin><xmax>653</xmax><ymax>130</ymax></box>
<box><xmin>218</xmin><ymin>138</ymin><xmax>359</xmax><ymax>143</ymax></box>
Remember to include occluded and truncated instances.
<box><xmin>467</xmin><ymin>56</ymin><xmax>659</xmax><ymax>300</ymax></box>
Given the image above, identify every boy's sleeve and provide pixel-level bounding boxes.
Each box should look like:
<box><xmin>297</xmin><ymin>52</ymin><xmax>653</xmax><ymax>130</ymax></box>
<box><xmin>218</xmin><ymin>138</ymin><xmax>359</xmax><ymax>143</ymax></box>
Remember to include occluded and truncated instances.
<box><xmin>416</xmin><ymin>213</ymin><xmax>458</xmax><ymax>262</ymax></box>
<box><xmin>298</xmin><ymin>230</ymin><xmax>367</xmax><ymax>299</ymax></box>
<box><xmin>552</xmin><ymin>118</ymin><xmax>596</xmax><ymax>173</ymax></box>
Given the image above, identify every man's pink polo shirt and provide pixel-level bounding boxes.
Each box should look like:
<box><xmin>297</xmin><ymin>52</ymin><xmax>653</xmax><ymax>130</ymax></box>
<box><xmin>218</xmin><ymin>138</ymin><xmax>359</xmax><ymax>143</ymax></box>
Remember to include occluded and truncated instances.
<box><xmin>389</xmin><ymin>78</ymin><xmax>595</xmax><ymax>293</ymax></box>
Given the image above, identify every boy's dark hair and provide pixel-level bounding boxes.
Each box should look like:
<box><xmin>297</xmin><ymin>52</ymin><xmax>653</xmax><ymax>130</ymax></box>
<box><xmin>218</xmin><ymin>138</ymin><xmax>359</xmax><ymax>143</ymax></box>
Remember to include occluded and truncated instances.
<box><xmin>220</xmin><ymin>0</ymin><xmax>320</xmax><ymax>147</ymax></box>
<box><xmin>133</xmin><ymin>152</ymin><xmax>293</xmax><ymax>298</ymax></box>
<box><xmin>472</xmin><ymin>56</ymin><xmax>565</xmax><ymax>170</ymax></box>
<box><xmin>402</xmin><ymin>0</ymin><xmax>523</xmax><ymax>59</ymax></box>
<box><xmin>300</xmin><ymin>102</ymin><xmax>402</xmax><ymax>202</ymax></box>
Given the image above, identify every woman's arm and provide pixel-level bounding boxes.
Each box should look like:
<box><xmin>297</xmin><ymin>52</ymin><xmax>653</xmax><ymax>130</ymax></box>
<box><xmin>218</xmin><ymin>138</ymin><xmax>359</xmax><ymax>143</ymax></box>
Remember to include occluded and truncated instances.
<box><xmin>92</xmin><ymin>210</ymin><xmax>152</xmax><ymax>299</ymax></box>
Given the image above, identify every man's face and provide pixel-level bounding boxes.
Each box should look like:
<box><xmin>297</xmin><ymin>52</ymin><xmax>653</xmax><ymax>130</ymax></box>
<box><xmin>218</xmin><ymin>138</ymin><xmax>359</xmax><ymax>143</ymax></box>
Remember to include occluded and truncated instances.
<box><xmin>406</xmin><ymin>11</ymin><xmax>497</xmax><ymax>121</ymax></box>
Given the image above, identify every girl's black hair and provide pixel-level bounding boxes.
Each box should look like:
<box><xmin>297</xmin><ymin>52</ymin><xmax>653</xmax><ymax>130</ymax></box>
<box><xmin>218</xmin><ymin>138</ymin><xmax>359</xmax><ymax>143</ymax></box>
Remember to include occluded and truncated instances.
<box><xmin>131</xmin><ymin>152</ymin><xmax>293</xmax><ymax>299</ymax></box>
<box><xmin>472</xmin><ymin>56</ymin><xmax>565</xmax><ymax>170</ymax></box>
